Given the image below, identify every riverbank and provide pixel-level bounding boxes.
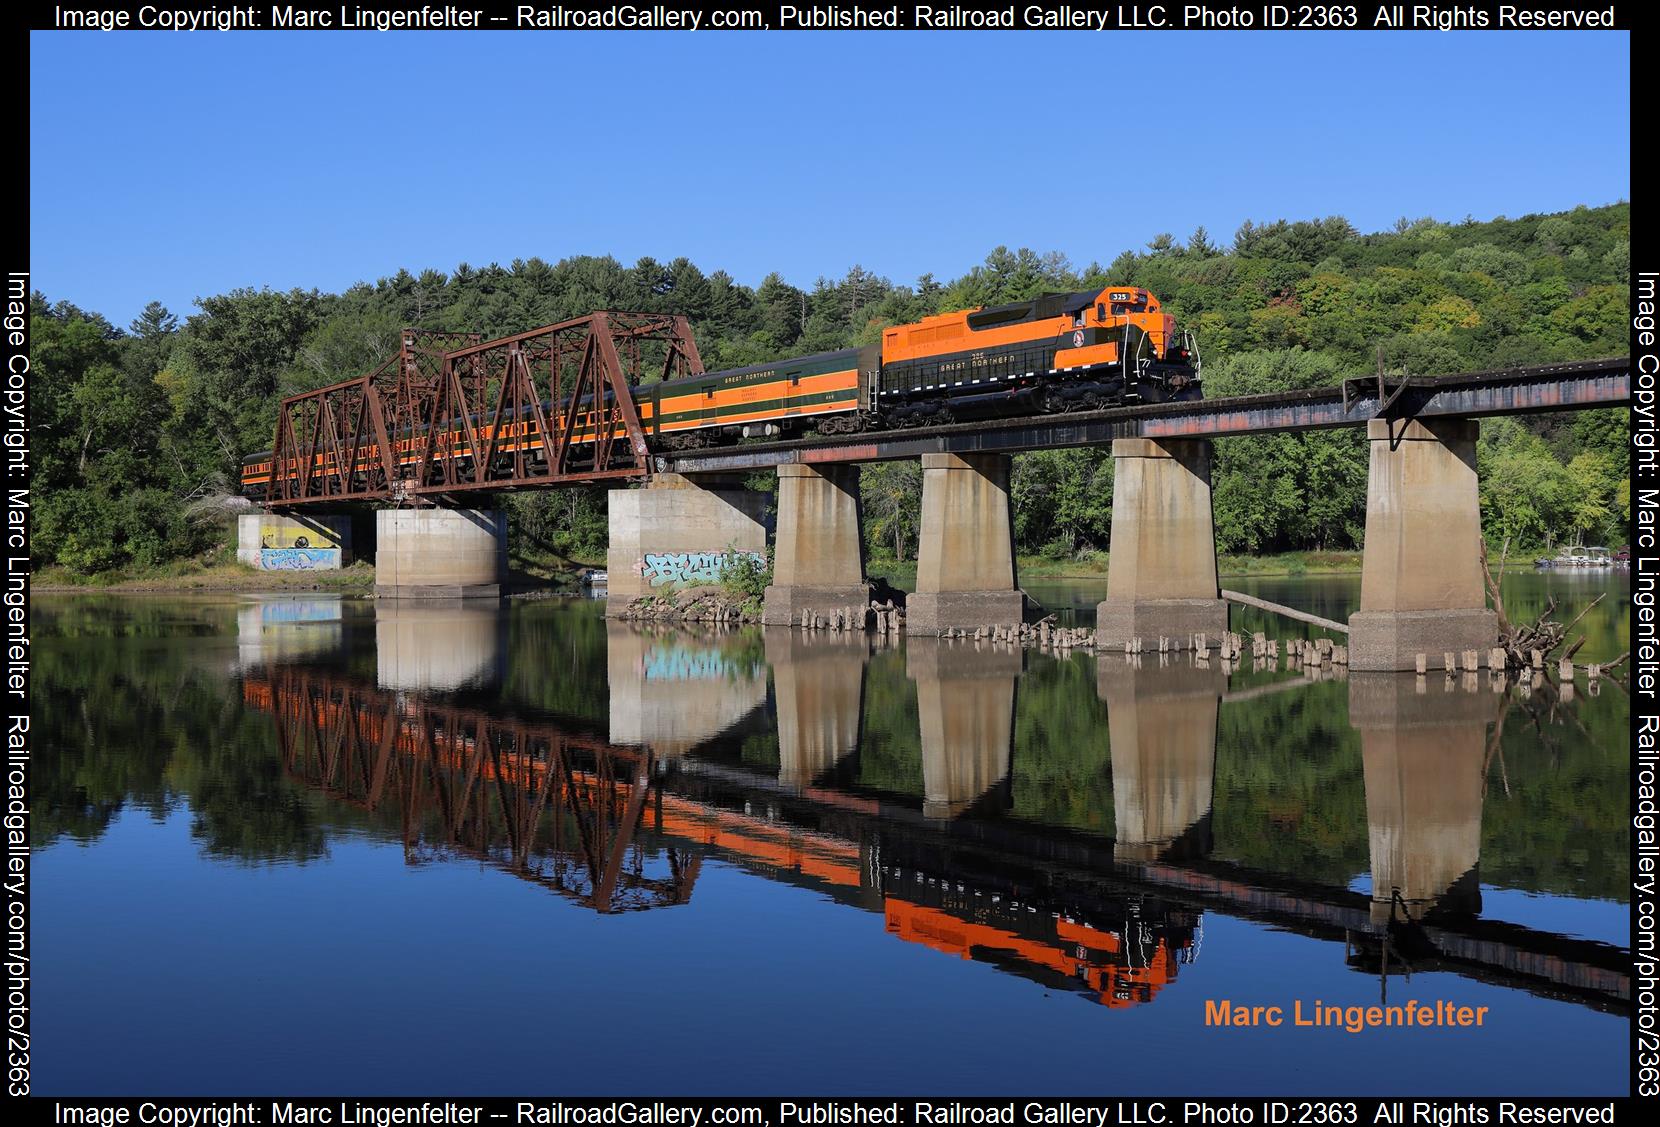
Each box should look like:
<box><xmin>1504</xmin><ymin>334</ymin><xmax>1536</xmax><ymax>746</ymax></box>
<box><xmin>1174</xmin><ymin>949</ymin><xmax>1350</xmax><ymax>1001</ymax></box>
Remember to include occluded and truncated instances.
<box><xmin>34</xmin><ymin>546</ymin><xmax>601</xmax><ymax>594</ymax></box>
<box><xmin>39</xmin><ymin>545</ymin><xmax>1563</xmax><ymax>594</ymax></box>
<box><xmin>35</xmin><ymin>560</ymin><xmax>380</xmax><ymax>594</ymax></box>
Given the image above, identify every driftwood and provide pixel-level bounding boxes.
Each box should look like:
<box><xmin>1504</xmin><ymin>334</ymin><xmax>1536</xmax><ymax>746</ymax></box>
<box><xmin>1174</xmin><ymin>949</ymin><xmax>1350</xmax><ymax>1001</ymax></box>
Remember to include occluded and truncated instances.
<box><xmin>1479</xmin><ymin>539</ymin><xmax>1512</xmax><ymax>634</ymax></box>
<box><xmin>1482</xmin><ymin>545</ymin><xmax>1605</xmax><ymax>673</ymax></box>
<box><xmin>1220</xmin><ymin>589</ymin><xmax>1349</xmax><ymax>634</ymax></box>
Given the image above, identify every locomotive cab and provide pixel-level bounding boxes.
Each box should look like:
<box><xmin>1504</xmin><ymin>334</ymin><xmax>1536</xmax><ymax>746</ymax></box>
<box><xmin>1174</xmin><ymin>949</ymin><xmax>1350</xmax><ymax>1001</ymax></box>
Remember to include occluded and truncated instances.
<box><xmin>875</xmin><ymin>283</ymin><xmax>1202</xmax><ymax>422</ymax></box>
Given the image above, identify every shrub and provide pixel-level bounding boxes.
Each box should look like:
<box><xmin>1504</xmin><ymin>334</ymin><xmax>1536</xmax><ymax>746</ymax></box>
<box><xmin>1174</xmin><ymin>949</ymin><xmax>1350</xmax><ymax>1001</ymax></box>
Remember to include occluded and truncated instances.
<box><xmin>720</xmin><ymin>546</ymin><xmax>772</xmax><ymax>610</ymax></box>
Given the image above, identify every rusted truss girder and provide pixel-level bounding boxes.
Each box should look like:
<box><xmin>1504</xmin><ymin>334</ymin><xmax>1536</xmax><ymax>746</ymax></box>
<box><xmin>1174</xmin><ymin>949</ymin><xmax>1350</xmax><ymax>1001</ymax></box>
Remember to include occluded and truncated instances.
<box><xmin>247</xmin><ymin>669</ymin><xmax>700</xmax><ymax>913</ymax></box>
<box><xmin>267</xmin><ymin>329</ymin><xmax>480</xmax><ymax>506</ymax></box>
<box><xmin>266</xmin><ymin>312</ymin><xmax>700</xmax><ymax>507</ymax></box>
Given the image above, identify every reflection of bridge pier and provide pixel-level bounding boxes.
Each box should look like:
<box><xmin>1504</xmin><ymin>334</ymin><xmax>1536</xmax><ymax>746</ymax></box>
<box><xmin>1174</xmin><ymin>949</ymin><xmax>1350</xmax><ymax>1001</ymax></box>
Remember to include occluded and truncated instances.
<box><xmin>375</xmin><ymin>599</ymin><xmax>508</xmax><ymax>691</ymax></box>
<box><xmin>765</xmin><ymin>630</ymin><xmax>868</xmax><ymax>791</ymax></box>
<box><xmin>1350</xmin><ymin>674</ymin><xmax>1497</xmax><ymax>924</ymax></box>
<box><xmin>907</xmin><ymin>639</ymin><xmax>1023</xmax><ymax>819</ymax></box>
<box><xmin>605</xmin><ymin>623</ymin><xmax>768</xmax><ymax>754</ymax></box>
<box><xmin>234</xmin><ymin>595</ymin><xmax>345</xmax><ymax>671</ymax></box>
<box><xmin>247</xmin><ymin>658</ymin><xmax>1630</xmax><ymax>1015</ymax></box>
<box><xmin>1098</xmin><ymin>656</ymin><xmax>1224</xmax><ymax>862</ymax></box>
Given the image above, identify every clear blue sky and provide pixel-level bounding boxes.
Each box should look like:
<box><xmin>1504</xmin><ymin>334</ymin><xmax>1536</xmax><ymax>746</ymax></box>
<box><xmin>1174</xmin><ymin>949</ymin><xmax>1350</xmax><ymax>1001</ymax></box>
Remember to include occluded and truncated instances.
<box><xmin>31</xmin><ymin>30</ymin><xmax>1629</xmax><ymax>329</ymax></box>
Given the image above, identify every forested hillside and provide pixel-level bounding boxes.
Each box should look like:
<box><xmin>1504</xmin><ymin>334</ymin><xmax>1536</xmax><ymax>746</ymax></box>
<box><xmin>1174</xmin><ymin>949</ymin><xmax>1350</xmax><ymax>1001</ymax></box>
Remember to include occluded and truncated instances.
<box><xmin>32</xmin><ymin>202</ymin><xmax>1629</xmax><ymax>574</ymax></box>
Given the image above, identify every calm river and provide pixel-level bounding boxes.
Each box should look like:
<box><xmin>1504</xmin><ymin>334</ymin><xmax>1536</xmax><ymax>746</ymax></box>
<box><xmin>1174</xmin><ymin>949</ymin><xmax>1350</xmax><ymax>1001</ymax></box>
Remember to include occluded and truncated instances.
<box><xmin>32</xmin><ymin>571</ymin><xmax>1631</xmax><ymax>1095</ymax></box>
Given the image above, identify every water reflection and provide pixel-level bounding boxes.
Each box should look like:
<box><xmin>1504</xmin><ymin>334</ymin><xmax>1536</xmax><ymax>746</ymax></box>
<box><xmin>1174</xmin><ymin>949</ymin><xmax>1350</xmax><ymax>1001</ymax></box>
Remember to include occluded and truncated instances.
<box><xmin>1351</xmin><ymin>674</ymin><xmax>1495</xmax><ymax>925</ymax></box>
<box><xmin>252</xmin><ymin>666</ymin><xmax>699</xmax><ymax>913</ymax></box>
<box><xmin>32</xmin><ymin>589</ymin><xmax>1635</xmax><ymax>1092</ymax></box>
<box><xmin>605</xmin><ymin>622</ymin><xmax>767</xmax><ymax>753</ymax></box>
<box><xmin>226</xmin><ymin>609</ymin><xmax>1629</xmax><ymax>1016</ymax></box>
<box><xmin>375</xmin><ymin>599</ymin><xmax>507</xmax><ymax>691</ymax></box>
<box><xmin>234</xmin><ymin>595</ymin><xmax>344</xmax><ymax>671</ymax></box>
<box><xmin>907</xmin><ymin>638</ymin><xmax>1023</xmax><ymax>819</ymax></box>
<box><xmin>1098</xmin><ymin>655</ymin><xmax>1224</xmax><ymax>862</ymax></box>
<box><xmin>766</xmin><ymin>630</ymin><xmax>867</xmax><ymax>792</ymax></box>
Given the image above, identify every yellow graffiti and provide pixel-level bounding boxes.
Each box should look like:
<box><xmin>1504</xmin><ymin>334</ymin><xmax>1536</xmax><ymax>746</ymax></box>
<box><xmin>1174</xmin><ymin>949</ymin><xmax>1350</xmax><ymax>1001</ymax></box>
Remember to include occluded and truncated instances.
<box><xmin>261</xmin><ymin>524</ymin><xmax>340</xmax><ymax>550</ymax></box>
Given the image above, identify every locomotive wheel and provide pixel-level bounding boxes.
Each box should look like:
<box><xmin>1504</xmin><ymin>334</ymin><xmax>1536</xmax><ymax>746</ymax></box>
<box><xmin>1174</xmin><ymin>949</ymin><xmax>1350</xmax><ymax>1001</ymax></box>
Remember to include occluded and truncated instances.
<box><xmin>1038</xmin><ymin>386</ymin><xmax>1067</xmax><ymax>414</ymax></box>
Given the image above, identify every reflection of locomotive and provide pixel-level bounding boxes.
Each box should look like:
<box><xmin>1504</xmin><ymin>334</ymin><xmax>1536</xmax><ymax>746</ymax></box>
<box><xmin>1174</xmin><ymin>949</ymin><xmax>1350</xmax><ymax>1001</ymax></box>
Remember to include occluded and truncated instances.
<box><xmin>239</xmin><ymin>285</ymin><xmax>1198</xmax><ymax>499</ymax></box>
<box><xmin>880</xmin><ymin>864</ymin><xmax>1200</xmax><ymax>1008</ymax></box>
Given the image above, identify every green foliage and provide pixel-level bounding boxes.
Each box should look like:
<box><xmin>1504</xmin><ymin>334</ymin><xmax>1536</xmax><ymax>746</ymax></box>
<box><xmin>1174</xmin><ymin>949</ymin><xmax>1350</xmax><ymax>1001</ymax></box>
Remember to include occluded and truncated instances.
<box><xmin>861</xmin><ymin>461</ymin><xmax>923</xmax><ymax>561</ymax></box>
<box><xmin>35</xmin><ymin>201</ymin><xmax>1630</xmax><ymax>576</ymax></box>
<box><xmin>719</xmin><ymin>546</ymin><xmax>772</xmax><ymax>610</ymax></box>
<box><xmin>1477</xmin><ymin>425</ymin><xmax>1629</xmax><ymax>548</ymax></box>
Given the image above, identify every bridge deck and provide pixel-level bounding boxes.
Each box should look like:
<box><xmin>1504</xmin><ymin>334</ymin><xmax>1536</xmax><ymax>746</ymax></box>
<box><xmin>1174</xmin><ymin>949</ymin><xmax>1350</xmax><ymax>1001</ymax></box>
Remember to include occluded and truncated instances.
<box><xmin>658</xmin><ymin>356</ymin><xmax>1630</xmax><ymax>475</ymax></box>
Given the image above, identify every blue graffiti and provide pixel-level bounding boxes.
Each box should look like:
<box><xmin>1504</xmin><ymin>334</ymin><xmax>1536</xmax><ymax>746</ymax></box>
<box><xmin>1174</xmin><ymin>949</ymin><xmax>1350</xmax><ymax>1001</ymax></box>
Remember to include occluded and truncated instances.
<box><xmin>640</xmin><ymin>647</ymin><xmax>757</xmax><ymax>682</ymax></box>
<box><xmin>259</xmin><ymin>599</ymin><xmax>343</xmax><ymax>625</ymax></box>
<box><xmin>261</xmin><ymin>548</ymin><xmax>340</xmax><ymax>571</ymax></box>
<box><xmin>637</xmin><ymin>550</ymin><xmax>764</xmax><ymax>588</ymax></box>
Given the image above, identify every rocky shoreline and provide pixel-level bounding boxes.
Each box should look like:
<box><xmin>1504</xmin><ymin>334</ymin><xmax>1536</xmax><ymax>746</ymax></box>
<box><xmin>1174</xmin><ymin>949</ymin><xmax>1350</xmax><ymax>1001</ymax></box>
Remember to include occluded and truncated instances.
<box><xmin>611</xmin><ymin>590</ymin><xmax>761</xmax><ymax>624</ymax></box>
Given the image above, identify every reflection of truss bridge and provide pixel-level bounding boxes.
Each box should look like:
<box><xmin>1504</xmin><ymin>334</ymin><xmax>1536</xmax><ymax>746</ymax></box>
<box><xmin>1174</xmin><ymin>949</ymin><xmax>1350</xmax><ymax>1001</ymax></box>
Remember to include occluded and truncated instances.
<box><xmin>249</xmin><ymin>672</ymin><xmax>700</xmax><ymax>912</ymax></box>
<box><xmin>247</xmin><ymin>669</ymin><xmax>1198</xmax><ymax>1008</ymax></box>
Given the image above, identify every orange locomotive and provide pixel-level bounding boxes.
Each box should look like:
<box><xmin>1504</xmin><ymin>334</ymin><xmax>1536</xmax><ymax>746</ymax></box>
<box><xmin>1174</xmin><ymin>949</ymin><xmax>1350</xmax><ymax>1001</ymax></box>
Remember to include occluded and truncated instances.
<box><xmin>874</xmin><ymin>284</ymin><xmax>1199</xmax><ymax>426</ymax></box>
<box><xmin>240</xmin><ymin>284</ymin><xmax>1198</xmax><ymax>498</ymax></box>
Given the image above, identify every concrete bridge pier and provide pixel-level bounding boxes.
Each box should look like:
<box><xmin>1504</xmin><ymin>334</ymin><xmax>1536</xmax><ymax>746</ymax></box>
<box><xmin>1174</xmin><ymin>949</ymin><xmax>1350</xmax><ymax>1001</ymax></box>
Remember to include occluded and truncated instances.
<box><xmin>1348</xmin><ymin>420</ymin><xmax>1498</xmax><ymax>671</ymax></box>
<box><xmin>375</xmin><ymin>509</ymin><xmax>506</xmax><ymax>598</ymax></box>
<box><xmin>1351</xmin><ymin>674</ymin><xmax>1495</xmax><ymax>923</ymax></box>
<box><xmin>762</xmin><ymin>464</ymin><xmax>869</xmax><ymax>626</ymax></box>
<box><xmin>907</xmin><ymin>453</ymin><xmax>1025</xmax><ymax>635</ymax></box>
<box><xmin>606</xmin><ymin>474</ymin><xmax>770</xmax><ymax>617</ymax></box>
<box><xmin>908</xmin><ymin>638</ymin><xmax>1023</xmax><ymax>818</ymax></box>
<box><xmin>766</xmin><ymin>631</ymin><xmax>868</xmax><ymax>791</ymax></box>
<box><xmin>1096</xmin><ymin>439</ymin><xmax>1227</xmax><ymax>650</ymax></box>
<box><xmin>238</xmin><ymin>512</ymin><xmax>352</xmax><ymax>570</ymax></box>
<box><xmin>1099</xmin><ymin>656</ymin><xmax>1224</xmax><ymax>862</ymax></box>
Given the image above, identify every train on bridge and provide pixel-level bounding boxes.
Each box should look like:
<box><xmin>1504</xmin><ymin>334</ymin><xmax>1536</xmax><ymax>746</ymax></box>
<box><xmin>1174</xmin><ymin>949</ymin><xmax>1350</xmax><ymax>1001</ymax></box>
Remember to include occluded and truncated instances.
<box><xmin>650</xmin><ymin>283</ymin><xmax>1201</xmax><ymax>447</ymax></box>
<box><xmin>239</xmin><ymin>285</ymin><xmax>1200</xmax><ymax>500</ymax></box>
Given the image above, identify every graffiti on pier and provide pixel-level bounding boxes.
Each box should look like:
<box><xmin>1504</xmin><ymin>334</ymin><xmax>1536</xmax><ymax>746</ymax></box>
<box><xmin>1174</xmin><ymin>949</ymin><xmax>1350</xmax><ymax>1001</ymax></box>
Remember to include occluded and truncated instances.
<box><xmin>261</xmin><ymin>523</ymin><xmax>340</xmax><ymax>550</ymax></box>
<box><xmin>261</xmin><ymin>548</ymin><xmax>341</xmax><ymax>570</ymax></box>
<box><xmin>636</xmin><ymin>550</ymin><xmax>765</xmax><ymax>588</ymax></box>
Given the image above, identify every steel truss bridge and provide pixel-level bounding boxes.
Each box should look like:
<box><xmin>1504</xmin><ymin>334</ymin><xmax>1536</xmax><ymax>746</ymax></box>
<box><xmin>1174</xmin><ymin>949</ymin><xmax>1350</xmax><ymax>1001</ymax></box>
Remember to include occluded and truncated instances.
<box><xmin>259</xmin><ymin>310</ymin><xmax>1629</xmax><ymax>508</ymax></box>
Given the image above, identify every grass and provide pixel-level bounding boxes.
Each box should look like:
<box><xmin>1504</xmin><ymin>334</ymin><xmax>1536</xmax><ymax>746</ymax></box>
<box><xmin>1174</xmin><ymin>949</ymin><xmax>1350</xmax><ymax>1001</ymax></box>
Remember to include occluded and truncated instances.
<box><xmin>36</xmin><ymin>543</ymin><xmax>377</xmax><ymax>593</ymax></box>
<box><xmin>37</xmin><ymin>535</ymin><xmax>609</xmax><ymax>595</ymax></box>
<box><xmin>506</xmin><ymin>546</ymin><xmax>605</xmax><ymax>591</ymax></box>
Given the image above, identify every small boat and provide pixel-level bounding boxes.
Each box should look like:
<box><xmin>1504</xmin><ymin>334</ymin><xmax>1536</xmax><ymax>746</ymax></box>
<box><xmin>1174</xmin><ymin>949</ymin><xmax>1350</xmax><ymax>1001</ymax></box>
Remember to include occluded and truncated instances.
<box><xmin>579</xmin><ymin>568</ymin><xmax>609</xmax><ymax>586</ymax></box>
<box><xmin>1585</xmin><ymin>547</ymin><xmax>1612</xmax><ymax>567</ymax></box>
